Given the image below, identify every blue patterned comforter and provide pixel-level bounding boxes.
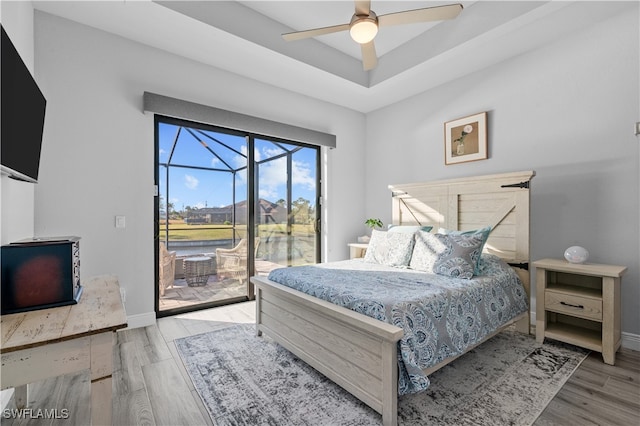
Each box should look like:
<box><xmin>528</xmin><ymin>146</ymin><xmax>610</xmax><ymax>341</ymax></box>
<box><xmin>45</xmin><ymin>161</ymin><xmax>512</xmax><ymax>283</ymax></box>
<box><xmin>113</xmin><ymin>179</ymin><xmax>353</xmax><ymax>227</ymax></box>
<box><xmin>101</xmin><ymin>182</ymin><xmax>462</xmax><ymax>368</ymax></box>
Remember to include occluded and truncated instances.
<box><xmin>267</xmin><ymin>254</ymin><xmax>529</xmax><ymax>395</ymax></box>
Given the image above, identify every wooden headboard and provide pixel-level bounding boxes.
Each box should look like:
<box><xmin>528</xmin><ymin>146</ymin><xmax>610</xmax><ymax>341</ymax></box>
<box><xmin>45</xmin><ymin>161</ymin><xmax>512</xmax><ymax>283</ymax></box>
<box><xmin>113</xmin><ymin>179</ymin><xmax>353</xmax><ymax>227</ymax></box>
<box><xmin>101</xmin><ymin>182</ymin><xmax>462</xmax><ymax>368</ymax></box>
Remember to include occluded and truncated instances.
<box><xmin>389</xmin><ymin>170</ymin><xmax>535</xmax><ymax>331</ymax></box>
<box><xmin>389</xmin><ymin>170</ymin><xmax>535</xmax><ymax>264</ymax></box>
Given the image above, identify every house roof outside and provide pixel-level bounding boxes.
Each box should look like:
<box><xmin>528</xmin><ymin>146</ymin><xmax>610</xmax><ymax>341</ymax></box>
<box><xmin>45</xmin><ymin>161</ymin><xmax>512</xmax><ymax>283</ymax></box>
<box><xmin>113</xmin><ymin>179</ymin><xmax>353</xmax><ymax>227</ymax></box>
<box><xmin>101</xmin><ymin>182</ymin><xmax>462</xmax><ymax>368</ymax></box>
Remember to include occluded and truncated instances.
<box><xmin>186</xmin><ymin>199</ymin><xmax>288</xmax><ymax>225</ymax></box>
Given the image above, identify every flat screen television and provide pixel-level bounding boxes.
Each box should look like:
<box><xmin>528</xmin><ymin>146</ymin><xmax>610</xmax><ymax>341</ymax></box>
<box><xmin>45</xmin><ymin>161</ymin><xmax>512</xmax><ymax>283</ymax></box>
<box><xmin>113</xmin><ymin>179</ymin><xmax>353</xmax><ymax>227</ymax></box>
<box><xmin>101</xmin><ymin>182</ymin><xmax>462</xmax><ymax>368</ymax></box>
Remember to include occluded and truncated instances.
<box><xmin>1</xmin><ymin>24</ymin><xmax>47</xmax><ymax>183</ymax></box>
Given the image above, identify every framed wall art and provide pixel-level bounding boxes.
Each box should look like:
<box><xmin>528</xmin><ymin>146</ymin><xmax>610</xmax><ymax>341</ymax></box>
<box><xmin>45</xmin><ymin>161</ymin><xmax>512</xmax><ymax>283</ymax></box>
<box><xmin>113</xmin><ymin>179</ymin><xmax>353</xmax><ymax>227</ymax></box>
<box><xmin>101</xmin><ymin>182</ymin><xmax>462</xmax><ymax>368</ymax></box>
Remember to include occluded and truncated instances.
<box><xmin>444</xmin><ymin>112</ymin><xmax>487</xmax><ymax>165</ymax></box>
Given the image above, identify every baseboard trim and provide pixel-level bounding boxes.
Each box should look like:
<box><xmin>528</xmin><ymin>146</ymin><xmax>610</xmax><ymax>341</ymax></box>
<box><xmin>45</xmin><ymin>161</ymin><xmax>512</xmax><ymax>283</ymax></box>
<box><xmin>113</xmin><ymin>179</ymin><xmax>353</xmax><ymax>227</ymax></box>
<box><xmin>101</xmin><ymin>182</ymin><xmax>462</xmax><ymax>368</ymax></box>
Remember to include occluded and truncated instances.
<box><xmin>622</xmin><ymin>332</ymin><xmax>640</xmax><ymax>351</ymax></box>
<box><xmin>125</xmin><ymin>312</ymin><xmax>156</xmax><ymax>329</ymax></box>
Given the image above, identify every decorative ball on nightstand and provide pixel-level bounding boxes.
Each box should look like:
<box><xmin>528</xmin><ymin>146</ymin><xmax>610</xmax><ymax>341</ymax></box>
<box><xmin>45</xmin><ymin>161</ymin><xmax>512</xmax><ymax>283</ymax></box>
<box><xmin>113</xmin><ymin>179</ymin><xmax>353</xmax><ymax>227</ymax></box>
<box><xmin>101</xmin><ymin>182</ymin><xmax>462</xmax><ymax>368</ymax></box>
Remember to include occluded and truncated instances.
<box><xmin>564</xmin><ymin>246</ymin><xmax>589</xmax><ymax>264</ymax></box>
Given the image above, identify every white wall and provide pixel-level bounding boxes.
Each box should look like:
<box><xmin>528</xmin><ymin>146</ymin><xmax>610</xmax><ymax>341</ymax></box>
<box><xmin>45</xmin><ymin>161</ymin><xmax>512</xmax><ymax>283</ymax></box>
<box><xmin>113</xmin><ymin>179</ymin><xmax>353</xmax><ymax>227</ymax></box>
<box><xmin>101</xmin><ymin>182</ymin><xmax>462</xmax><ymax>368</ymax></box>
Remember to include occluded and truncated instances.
<box><xmin>0</xmin><ymin>0</ymin><xmax>37</xmax><ymax>409</ymax></box>
<box><xmin>33</xmin><ymin>11</ymin><xmax>366</xmax><ymax>324</ymax></box>
<box><xmin>0</xmin><ymin>1</ymin><xmax>36</xmax><ymax>245</ymax></box>
<box><xmin>365</xmin><ymin>8</ymin><xmax>639</xmax><ymax>337</ymax></box>
<box><xmin>27</xmin><ymin>5</ymin><xmax>640</xmax><ymax>339</ymax></box>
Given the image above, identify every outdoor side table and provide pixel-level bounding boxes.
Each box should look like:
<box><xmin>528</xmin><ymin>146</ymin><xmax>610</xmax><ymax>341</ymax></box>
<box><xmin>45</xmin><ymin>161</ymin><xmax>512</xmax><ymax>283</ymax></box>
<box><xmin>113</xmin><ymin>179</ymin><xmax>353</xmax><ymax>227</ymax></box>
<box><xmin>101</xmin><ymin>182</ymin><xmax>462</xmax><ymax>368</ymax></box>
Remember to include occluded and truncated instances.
<box><xmin>184</xmin><ymin>256</ymin><xmax>214</xmax><ymax>286</ymax></box>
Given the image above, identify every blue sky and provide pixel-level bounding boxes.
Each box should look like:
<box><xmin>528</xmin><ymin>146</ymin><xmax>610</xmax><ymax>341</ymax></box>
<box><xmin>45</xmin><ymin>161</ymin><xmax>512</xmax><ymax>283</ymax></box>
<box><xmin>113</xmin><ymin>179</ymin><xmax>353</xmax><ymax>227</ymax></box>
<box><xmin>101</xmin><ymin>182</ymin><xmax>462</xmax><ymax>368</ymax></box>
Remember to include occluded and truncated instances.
<box><xmin>157</xmin><ymin>122</ymin><xmax>317</xmax><ymax>211</ymax></box>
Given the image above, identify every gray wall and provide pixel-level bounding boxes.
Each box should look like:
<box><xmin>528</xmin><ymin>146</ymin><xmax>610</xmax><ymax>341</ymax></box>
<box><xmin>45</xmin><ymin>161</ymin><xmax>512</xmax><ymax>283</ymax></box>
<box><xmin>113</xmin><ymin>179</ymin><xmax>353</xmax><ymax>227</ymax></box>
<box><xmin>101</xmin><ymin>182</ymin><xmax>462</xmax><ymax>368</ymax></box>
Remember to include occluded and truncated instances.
<box><xmin>365</xmin><ymin>8</ymin><xmax>639</xmax><ymax>336</ymax></box>
<box><xmin>33</xmin><ymin>12</ymin><xmax>366</xmax><ymax>325</ymax></box>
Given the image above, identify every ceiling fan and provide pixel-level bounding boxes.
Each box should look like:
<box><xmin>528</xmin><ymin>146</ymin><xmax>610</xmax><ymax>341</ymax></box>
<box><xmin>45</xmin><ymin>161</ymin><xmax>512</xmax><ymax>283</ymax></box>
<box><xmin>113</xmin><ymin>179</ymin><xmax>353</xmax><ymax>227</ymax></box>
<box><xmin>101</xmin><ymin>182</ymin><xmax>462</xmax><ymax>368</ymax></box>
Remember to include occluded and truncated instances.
<box><xmin>282</xmin><ymin>1</ymin><xmax>463</xmax><ymax>71</ymax></box>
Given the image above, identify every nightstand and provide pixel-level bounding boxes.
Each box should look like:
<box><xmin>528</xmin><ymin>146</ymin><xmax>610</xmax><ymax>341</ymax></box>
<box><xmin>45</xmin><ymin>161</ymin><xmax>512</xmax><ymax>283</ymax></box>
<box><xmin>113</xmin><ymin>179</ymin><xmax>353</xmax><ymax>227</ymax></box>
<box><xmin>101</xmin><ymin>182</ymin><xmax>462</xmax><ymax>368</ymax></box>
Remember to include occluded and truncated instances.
<box><xmin>533</xmin><ymin>258</ymin><xmax>627</xmax><ymax>365</ymax></box>
<box><xmin>348</xmin><ymin>243</ymin><xmax>368</xmax><ymax>259</ymax></box>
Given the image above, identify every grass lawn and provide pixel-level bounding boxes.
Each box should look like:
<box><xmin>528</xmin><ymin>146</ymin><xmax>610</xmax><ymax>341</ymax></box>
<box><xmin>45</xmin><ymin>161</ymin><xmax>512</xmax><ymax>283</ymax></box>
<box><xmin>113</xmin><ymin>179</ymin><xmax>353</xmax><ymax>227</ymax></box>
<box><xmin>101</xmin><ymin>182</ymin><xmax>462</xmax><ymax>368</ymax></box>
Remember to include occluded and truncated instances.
<box><xmin>159</xmin><ymin>221</ymin><xmax>314</xmax><ymax>240</ymax></box>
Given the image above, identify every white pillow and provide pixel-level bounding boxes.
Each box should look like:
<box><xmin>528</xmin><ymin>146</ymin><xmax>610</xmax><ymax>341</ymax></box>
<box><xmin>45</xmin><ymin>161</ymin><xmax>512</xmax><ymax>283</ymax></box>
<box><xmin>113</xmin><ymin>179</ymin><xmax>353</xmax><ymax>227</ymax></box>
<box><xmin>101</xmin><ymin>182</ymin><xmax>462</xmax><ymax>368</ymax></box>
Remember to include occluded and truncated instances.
<box><xmin>387</xmin><ymin>225</ymin><xmax>433</xmax><ymax>234</ymax></box>
<box><xmin>363</xmin><ymin>229</ymin><xmax>415</xmax><ymax>267</ymax></box>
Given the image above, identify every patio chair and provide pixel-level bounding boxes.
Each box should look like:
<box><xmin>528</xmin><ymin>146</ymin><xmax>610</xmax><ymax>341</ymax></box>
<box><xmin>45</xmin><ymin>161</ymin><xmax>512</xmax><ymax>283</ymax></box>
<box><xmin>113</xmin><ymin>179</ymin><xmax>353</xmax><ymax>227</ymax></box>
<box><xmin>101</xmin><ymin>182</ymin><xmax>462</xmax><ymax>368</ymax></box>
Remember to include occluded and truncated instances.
<box><xmin>216</xmin><ymin>238</ymin><xmax>260</xmax><ymax>282</ymax></box>
<box><xmin>159</xmin><ymin>242</ymin><xmax>176</xmax><ymax>296</ymax></box>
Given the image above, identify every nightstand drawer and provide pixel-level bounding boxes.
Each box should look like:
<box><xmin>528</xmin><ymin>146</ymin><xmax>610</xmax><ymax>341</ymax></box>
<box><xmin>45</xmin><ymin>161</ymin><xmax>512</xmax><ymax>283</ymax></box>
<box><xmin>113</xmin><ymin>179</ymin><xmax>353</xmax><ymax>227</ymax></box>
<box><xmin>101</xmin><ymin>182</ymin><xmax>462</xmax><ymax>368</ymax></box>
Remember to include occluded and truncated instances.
<box><xmin>545</xmin><ymin>290</ymin><xmax>602</xmax><ymax>321</ymax></box>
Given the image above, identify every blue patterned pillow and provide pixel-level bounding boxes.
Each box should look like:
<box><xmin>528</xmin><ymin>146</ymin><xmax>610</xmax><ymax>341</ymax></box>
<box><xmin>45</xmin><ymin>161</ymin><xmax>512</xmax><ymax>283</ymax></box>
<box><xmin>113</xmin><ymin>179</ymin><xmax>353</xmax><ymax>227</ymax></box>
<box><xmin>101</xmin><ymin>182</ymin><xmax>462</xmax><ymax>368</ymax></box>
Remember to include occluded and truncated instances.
<box><xmin>410</xmin><ymin>231</ymin><xmax>485</xmax><ymax>279</ymax></box>
<box><xmin>363</xmin><ymin>229</ymin><xmax>415</xmax><ymax>267</ymax></box>
<box><xmin>437</xmin><ymin>226</ymin><xmax>491</xmax><ymax>274</ymax></box>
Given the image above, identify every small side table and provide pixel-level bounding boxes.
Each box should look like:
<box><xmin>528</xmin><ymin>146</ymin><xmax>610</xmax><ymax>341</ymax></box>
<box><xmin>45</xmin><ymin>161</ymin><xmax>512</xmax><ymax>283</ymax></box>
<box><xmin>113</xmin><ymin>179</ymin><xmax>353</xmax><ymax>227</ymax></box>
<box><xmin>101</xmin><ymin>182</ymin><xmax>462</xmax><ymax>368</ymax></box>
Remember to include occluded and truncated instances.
<box><xmin>348</xmin><ymin>243</ymin><xmax>368</xmax><ymax>259</ymax></box>
<box><xmin>533</xmin><ymin>258</ymin><xmax>627</xmax><ymax>365</ymax></box>
<box><xmin>184</xmin><ymin>256</ymin><xmax>214</xmax><ymax>286</ymax></box>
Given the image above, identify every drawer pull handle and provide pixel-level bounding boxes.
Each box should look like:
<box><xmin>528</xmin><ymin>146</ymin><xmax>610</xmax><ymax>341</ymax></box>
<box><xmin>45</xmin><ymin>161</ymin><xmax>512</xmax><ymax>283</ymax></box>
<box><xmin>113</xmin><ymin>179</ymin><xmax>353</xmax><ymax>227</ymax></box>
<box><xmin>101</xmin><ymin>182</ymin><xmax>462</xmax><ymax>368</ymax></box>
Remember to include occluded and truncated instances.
<box><xmin>560</xmin><ymin>301</ymin><xmax>584</xmax><ymax>309</ymax></box>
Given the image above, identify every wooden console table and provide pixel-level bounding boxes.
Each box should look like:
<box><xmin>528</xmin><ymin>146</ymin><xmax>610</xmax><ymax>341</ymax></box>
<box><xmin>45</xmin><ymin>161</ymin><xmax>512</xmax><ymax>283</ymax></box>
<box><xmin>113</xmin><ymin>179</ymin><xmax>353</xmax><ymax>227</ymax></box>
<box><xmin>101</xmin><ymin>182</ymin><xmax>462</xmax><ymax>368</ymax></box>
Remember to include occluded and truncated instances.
<box><xmin>1</xmin><ymin>275</ymin><xmax>127</xmax><ymax>425</ymax></box>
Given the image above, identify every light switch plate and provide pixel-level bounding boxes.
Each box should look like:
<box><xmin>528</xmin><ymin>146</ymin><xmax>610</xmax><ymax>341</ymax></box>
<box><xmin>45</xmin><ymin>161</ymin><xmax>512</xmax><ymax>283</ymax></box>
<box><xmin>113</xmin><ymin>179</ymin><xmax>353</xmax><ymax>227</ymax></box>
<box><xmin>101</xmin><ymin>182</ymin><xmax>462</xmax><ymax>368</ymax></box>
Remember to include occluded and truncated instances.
<box><xmin>115</xmin><ymin>215</ymin><xmax>126</xmax><ymax>228</ymax></box>
<box><xmin>635</xmin><ymin>121</ymin><xmax>640</xmax><ymax>136</ymax></box>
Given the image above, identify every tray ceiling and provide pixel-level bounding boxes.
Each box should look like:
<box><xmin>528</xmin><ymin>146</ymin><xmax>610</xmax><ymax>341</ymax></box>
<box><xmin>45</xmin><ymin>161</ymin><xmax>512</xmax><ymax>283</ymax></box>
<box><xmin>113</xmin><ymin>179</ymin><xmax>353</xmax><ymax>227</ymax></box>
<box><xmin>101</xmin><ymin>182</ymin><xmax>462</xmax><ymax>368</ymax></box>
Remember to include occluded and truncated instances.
<box><xmin>32</xmin><ymin>1</ymin><xmax>634</xmax><ymax>113</ymax></box>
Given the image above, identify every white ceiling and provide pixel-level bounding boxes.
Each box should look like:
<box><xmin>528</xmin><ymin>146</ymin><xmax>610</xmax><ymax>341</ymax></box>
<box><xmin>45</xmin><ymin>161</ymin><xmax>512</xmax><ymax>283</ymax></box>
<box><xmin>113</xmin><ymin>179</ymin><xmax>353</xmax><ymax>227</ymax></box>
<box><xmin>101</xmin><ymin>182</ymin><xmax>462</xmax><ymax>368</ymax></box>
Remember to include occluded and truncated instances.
<box><xmin>238</xmin><ymin>1</ymin><xmax>473</xmax><ymax>59</ymax></box>
<box><xmin>32</xmin><ymin>1</ymin><xmax>634</xmax><ymax>113</ymax></box>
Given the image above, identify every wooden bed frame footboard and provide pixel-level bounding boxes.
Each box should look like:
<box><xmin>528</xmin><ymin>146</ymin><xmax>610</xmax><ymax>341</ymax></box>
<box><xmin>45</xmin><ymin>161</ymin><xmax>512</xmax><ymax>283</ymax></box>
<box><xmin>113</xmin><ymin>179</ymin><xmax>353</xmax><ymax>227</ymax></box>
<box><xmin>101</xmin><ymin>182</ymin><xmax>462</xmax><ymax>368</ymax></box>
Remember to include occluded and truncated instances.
<box><xmin>253</xmin><ymin>275</ymin><xmax>528</xmax><ymax>426</ymax></box>
<box><xmin>251</xmin><ymin>170</ymin><xmax>535</xmax><ymax>426</ymax></box>
<box><xmin>252</xmin><ymin>276</ymin><xmax>404</xmax><ymax>426</ymax></box>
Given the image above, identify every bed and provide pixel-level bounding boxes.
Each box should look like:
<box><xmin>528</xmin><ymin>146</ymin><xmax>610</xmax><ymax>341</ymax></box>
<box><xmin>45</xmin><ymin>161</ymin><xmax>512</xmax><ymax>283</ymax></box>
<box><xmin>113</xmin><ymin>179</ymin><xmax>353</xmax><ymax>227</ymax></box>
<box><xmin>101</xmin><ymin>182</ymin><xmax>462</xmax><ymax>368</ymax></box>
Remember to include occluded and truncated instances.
<box><xmin>250</xmin><ymin>170</ymin><xmax>535</xmax><ymax>426</ymax></box>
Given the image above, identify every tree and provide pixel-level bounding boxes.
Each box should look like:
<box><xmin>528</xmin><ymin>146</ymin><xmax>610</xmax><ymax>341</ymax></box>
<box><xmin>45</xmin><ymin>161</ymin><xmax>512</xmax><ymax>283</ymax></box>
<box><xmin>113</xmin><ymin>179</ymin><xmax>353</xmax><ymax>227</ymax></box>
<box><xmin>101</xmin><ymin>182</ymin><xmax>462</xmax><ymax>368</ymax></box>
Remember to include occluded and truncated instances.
<box><xmin>291</xmin><ymin>197</ymin><xmax>311</xmax><ymax>224</ymax></box>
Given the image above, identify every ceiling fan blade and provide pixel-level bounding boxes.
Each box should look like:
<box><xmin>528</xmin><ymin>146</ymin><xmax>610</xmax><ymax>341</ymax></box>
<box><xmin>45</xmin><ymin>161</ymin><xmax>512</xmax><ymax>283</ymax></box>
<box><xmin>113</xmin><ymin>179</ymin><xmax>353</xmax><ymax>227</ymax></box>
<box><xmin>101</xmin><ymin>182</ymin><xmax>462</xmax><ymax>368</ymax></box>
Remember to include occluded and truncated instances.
<box><xmin>378</xmin><ymin>3</ymin><xmax>463</xmax><ymax>27</ymax></box>
<box><xmin>361</xmin><ymin>41</ymin><xmax>377</xmax><ymax>71</ymax></box>
<box><xmin>282</xmin><ymin>23</ymin><xmax>350</xmax><ymax>41</ymax></box>
<box><xmin>354</xmin><ymin>0</ymin><xmax>371</xmax><ymax>16</ymax></box>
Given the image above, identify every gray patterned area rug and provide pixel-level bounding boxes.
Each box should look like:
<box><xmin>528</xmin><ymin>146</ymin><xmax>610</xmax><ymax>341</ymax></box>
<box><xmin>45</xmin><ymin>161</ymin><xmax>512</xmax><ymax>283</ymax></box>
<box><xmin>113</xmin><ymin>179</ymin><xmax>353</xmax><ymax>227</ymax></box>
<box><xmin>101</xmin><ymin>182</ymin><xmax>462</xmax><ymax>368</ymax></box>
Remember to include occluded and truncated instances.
<box><xmin>174</xmin><ymin>324</ymin><xmax>588</xmax><ymax>426</ymax></box>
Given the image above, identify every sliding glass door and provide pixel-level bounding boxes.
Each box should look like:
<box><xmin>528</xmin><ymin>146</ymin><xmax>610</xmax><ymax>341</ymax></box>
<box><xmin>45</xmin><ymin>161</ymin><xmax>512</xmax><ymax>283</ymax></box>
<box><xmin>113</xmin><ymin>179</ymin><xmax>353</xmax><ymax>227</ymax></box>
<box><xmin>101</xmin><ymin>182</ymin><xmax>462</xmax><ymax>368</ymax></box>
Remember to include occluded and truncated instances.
<box><xmin>253</xmin><ymin>138</ymin><xmax>320</xmax><ymax>280</ymax></box>
<box><xmin>155</xmin><ymin>116</ymin><xmax>320</xmax><ymax>316</ymax></box>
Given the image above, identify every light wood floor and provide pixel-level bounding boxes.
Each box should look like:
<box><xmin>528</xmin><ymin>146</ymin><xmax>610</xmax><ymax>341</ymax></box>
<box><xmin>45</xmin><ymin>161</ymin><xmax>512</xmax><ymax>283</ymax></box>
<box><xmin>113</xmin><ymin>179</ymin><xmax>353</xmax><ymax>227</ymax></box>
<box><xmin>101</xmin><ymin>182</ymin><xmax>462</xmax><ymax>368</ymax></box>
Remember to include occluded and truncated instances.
<box><xmin>3</xmin><ymin>301</ymin><xmax>639</xmax><ymax>425</ymax></box>
<box><xmin>535</xmin><ymin>347</ymin><xmax>640</xmax><ymax>425</ymax></box>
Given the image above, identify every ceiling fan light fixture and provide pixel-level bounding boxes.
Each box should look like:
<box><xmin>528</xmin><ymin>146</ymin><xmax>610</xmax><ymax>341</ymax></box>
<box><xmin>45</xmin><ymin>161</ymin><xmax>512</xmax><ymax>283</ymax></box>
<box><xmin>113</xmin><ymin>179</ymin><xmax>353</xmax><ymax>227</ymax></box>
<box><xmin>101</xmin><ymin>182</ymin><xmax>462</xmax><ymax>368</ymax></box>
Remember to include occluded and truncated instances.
<box><xmin>282</xmin><ymin>3</ymin><xmax>463</xmax><ymax>70</ymax></box>
<box><xmin>349</xmin><ymin>14</ymin><xmax>378</xmax><ymax>44</ymax></box>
